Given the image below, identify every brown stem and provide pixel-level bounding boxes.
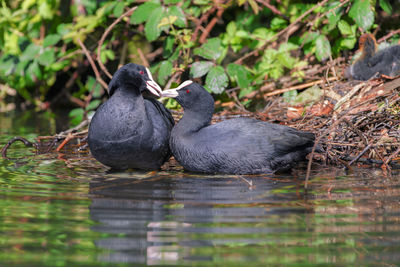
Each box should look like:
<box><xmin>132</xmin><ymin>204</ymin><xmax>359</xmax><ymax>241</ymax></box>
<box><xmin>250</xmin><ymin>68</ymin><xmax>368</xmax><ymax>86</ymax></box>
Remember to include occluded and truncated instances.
<box><xmin>304</xmin><ymin>112</ymin><xmax>347</xmax><ymax>190</ymax></box>
<box><xmin>56</xmin><ymin>133</ymin><xmax>74</xmax><ymax>152</ymax></box>
<box><xmin>264</xmin><ymin>77</ymin><xmax>338</xmax><ymax>97</ymax></box>
<box><xmin>255</xmin><ymin>0</ymin><xmax>288</xmax><ymax>20</ymax></box>
<box><xmin>97</xmin><ymin>6</ymin><xmax>138</xmax><ymax>80</ymax></box>
<box><xmin>199</xmin><ymin>6</ymin><xmax>225</xmax><ymax>44</ymax></box>
<box><xmin>191</xmin><ymin>6</ymin><xmax>217</xmax><ymax>42</ymax></box>
<box><xmin>1</xmin><ymin>137</ymin><xmax>38</xmax><ymax>159</ymax></box>
<box><xmin>377</xmin><ymin>29</ymin><xmax>400</xmax><ymax>43</ymax></box>
<box><xmin>137</xmin><ymin>47</ymin><xmax>149</xmax><ymax>67</ymax></box>
<box><xmin>77</xmin><ymin>38</ymin><xmax>108</xmax><ymax>91</ymax></box>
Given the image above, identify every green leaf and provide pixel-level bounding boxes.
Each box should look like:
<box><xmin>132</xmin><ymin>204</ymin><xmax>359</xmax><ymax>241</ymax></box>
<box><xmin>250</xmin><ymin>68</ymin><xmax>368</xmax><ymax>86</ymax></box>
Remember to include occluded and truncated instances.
<box><xmin>190</xmin><ymin>61</ymin><xmax>213</xmax><ymax>78</ymax></box>
<box><xmin>22</xmin><ymin>0</ymin><xmax>35</xmax><ymax>10</ymax></box>
<box><xmin>57</xmin><ymin>24</ymin><xmax>70</xmax><ymax>36</ymax></box>
<box><xmin>338</xmin><ymin>20</ymin><xmax>352</xmax><ymax>36</ymax></box>
<box><xmin>340</xmin><ymin>37</ymin><xmax>357</xmax><ymax>49</ymax></box>
<box><xmin>300</xmin><ymin>31</ymin><xmax>319</xmax><ymax>44</ymax></box>
<box><xmin>158</xmin><ymin>16</ymin><xmax>177</xmax><ymax>28</ymax></box>
<box><xmin>43</xmin><ymin>34</ymin><xmax>61</xmax><ymax>47</ymax></box>
<box><xmin>15</xmin><ymin>60</ymin><xmax>29</xmax><ymax>76</ymax></box>
<box><xmin>144</xmin><ymin>7</ymin><xmax>164</xmax><ymax>41</ymax></box>
<box><xmin>277</xmin><ymin>53</ymin><xmax>295</xmax><ymax>69</ymax></box>
<box><xmin>270</xmin><ymin>17</ymin><xmax>287</xmax><ymax>30</ymax></box>
<box><xmin>226</xmin><ymin>21</ymin><xmax>237</xmax><ymax>37</ymax></box>
<box><xmin>205</xmin><ymin>66</ymin><xmax>228</xmax><ymax>94</ymax></box>
<box><xmin>21</xmin><ymin>43</ymin><xmax>40</xmax><ymax>61</ymax></box>
<box><xmin>226</xmin><ymin>63</ymin><xmax>251</xmax><ymax>89</ymax></box>
<box><xmin>326</xmin><ymin>2</ymin><xmax>342</xmax><ymax>30</ymax></box>
<box><xmin>158</xmin><ymin>60</ymin><xmax>173</xmax><ymax>86</ymax></box>
<box><xmin>86</xmin><ymin>100</ymin><xmax>101</xmax><ymax>111</ymax></box>
<box><xmin>163</xmin><ymin>36</ymin><xmax>175</xmax><ymax>58</ymax></box>
<box><xmin>238</xmin><ymin>86</ymin><xmax>254</xmax><ymax>98</ymax></box>
<box><xmin>167</xmin><ymin>6</ymin><xmax>186</xmax><ymax>27</ymax></box>
<box><xmin>283</xmin><ymin>89</ymin><xmax>297</xmax><ymax>103</ymax></box>
<box><xmin>164</xmin><ymin>0</ymin><xmax>181</xmax><ymax>3</ymax></box>
<box><xmin>278</xmin><ymin>42</ymin><xmax>299</xmax><ymax>52</ymax></box>
<box><xmin>113</xmin><ymin>2</ymin><xmax>125</xmax><ymax>17</ymax></box>
<box><xmin>86</xmin><ymin>76</ymin><xmax>103</xmax><ymax>97</ymax></box>
<box><xmin>38</xmin><ymin>49</ymin><xmax>55</xmax><ymax>66</ymax></box>
<box><xmin>130</xmin><ymin>2</ymin><xmax>161</xmax><ymax>24</ymax></box>
<box><xmin>39</xmin><ymin>1</ymin><xmax>53</xmax><ymax>19</ymax></box>
<box><xmin>104</xmin><ymin>50</ymin><xmax>115</xmax><ymax>61</ymax></box>
<box><xmin>315</xmin><ymin>35</ymin><xmax>331</xmax><ymax>61</ymax></box>
<box><xmin>379</xmin><ymin>0</ymin><xmax>392</xmax><ymax>14</ymax></box>
<box><xmin>293</xmin><ymin>85</ymin><xmax>323</xmax><ymax>105</ymax></box>
<box><xmin>26</xmin><ymin>60</ymin><xmax>41</xmax><ymax>85</ymax></box>
<box><xmin>69</xmin><ymin>108</ymin><xmax>85</xmax><ymax>126</ymax></box>
<box><xmin>349</xmin><ymin>0</ymin><xmax>374</xmax><ymax>31</ymax></box>
<box><xmin>193</xmin><ymin>38</ymin><xmax>222</xmax><ymax>60</ymax></box>
<box><xmin>248</xmin><ymin>0</ymin><xmax>259</xmax><ymax>14</ymax></box>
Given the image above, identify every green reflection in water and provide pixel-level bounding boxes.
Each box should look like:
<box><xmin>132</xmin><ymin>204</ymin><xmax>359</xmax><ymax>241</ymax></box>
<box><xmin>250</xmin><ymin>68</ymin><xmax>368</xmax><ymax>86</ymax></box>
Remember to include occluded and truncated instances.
<box><xmin>0</xmin><ymin>111</ymin><xmax>399</xmax><ymax>266</ymax></box>
<box><xmin>0</xmin><ymin>158</ymin><xmax>106</xmax><ymax>266</ymax></box>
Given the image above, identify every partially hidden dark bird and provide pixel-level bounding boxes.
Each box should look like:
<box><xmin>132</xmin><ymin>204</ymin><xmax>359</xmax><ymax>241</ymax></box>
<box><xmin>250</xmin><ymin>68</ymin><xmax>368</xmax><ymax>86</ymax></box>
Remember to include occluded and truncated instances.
<box><xmin>88</xmin><ymin>63</ymin><xmax>174</xmax><ymax>170</ymax></box>
<box><xmin>346</xmin><ymin>33</ymin><xmax>400</xmax><ymax>80</ymax></box>
<box><xmin>162</xmin><ymin>81</ymin><xmax>319</xmax><ymax>175</ymax></box>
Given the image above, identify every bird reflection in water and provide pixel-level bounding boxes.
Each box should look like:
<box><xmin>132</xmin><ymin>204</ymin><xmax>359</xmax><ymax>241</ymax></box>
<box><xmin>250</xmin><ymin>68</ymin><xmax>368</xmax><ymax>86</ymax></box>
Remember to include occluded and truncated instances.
<box><xmin>88</xmin><ymin>174</ymin><xmax>305</xmax><ymax>265</ymax></box>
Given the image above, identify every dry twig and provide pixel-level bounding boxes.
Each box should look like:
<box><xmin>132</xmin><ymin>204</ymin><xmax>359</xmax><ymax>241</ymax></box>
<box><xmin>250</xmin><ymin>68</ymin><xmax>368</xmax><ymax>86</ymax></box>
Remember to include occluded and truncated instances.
<box><xmin>77</xmin><ymin>38</ymin><xmax>108</xmax><ymax>90</ymax></box>
<box><xmin>97</xmin><ymin>6</ymin><xmax>138</xmax><ymax>80</ymax></box>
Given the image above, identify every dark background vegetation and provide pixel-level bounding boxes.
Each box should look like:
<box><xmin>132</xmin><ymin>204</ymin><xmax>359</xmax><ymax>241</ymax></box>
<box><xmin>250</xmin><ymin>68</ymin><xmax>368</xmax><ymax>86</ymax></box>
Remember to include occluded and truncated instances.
<box><xmin>0</xmin><ymin>0</ymin><xmax>399</xmax><ymax>125</ymax></box>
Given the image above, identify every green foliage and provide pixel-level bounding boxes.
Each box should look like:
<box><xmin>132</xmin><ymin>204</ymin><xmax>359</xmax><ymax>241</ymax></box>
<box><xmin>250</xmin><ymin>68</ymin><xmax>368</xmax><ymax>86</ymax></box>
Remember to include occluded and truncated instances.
<box><xmin>0</xmin><ymin>0</ymin><xmax>398</xmax><ymax>119</ymax></box>
<box><xmin>194</xmin><ymin>38</ymin><xmax>223</xmax><ymax>61</ymax></box>
<box><xmin>205</xmin><ymin>66</ymin><xmax>229</xmax><ymax>94</ymax></box>
<box><xmin>349</xmin><ymin>0</ymin><xmax>374</xmax><ymax>31</ymax></box>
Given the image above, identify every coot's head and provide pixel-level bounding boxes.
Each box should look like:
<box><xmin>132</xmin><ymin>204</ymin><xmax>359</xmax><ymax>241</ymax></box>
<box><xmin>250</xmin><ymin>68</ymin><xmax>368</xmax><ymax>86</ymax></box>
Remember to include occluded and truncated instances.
<box><xmin>162</xmin><ymin>81</ymin><xmax>215</xmax><ymax>111</ymax></box>
<box><xmin>108</xmin><ymin>63</ymin><xmax>162</xmax><ymax>97</ymax></box>
<box><xmin>358</xmin><ymin>33</ymin><xmax>377</xmax><ymax>58</ymax></box>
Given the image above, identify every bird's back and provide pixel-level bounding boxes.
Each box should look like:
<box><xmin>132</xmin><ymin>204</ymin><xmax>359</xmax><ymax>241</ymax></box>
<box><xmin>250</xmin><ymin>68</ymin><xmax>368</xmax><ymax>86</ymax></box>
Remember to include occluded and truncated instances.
<box><xmin>171</xmin><ymin>118</ymin><xmax>315</xmax><ymax>174</ymax></box>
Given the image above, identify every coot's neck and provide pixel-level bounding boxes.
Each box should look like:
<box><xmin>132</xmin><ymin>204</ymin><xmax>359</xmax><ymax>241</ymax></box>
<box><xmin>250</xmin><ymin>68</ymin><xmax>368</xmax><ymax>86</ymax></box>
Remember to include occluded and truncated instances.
<box><xmin>112</xmin><ymin>84</ymin><xmax>142</xmax><ymax>98</ymax></box>
<box><xmin>175</xmin><ymin>102</ymin><xmax>214</xmax><ymax>134</ymax></box>
<box><xmin>361</xmin><ymin>37</ymin><xmax>376</xmax><ymax>59</ymax></box>
<box><xmin>111</xmin><ymin>85</ymin><xmax>148</xmax><ymax>118</ymax></box>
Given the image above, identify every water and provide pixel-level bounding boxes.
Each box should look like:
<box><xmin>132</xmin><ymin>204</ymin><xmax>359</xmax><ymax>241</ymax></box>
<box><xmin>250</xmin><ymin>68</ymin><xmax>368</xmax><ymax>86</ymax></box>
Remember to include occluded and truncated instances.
<box><xmin>0</xmin><ymin>111</ymin><xmax>399</xmax><ymax>266</ymax></box>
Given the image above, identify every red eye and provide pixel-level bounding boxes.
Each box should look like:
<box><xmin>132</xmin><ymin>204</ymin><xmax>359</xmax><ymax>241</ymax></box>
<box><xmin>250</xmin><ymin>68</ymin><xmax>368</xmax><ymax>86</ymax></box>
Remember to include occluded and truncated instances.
<box><xmin>139</xmin><ymin>70</ymin><xmax>144</xmax><ymax>75</ymax></box>
<box><xmin>186</xmin><ymin>90</ymin><xmax>190</xmax><ymax>94</ymax></box>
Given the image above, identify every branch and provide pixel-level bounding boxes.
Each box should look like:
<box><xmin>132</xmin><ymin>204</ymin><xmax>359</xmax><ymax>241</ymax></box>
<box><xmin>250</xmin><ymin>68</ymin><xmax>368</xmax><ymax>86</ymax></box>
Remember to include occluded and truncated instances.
<box><xmin>264</xmin><ymin>77</ymin><xmax>338</xmax><ymax>97</ymax></box>
<box><xmin>1</xmin><ymin>137</ymin><xmax>38</xmax><ymax>159</ymax></box>
<box><xmin>255</xmin><ymin>0</ymin><xmax>289</xmax><ymax>20</ymax></box>
<box><xmin>97</xmin><ymin>6</ymin><xmax>138</xmax><ymax>79</ymax></box>
<box><xmin>377</xmin><ymin>29</ymin><xmax>400</xmax><ymax>43</ymax></box>
<box><xmin>137</xmin><ymin>47</ymin><xmax>150</xmax><ymax>67</ymax></box>
<box><xmin>199</xmin><ymin>6</ymin><xmax>225</xmax><ymax>44</ymax></box>
<box><xmin>77</xmin><ymin>38</ymin><xmax>108</xmax><ymax>90</ymax></box>
<box><xmin>191</xmin><ymin>6</ymin><xmax>217</xmax><ymax>42</ymax></box>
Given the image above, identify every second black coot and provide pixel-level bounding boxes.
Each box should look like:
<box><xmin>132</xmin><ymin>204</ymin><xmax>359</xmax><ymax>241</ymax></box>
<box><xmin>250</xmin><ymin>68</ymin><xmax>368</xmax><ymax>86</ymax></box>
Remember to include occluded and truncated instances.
<box><xmin>162</xmin><ymin>81</ymin><xmax>318</xmax><ymax>175</ymax></box>
<box><xmin>346</xmin><ymin>33</ymin><xmax>400</xmax><ymax>80</ymax></box>
<box><xmin>88</xmin><ymin>63</ymin><xmax>174</xmax><ymax>170</ymax></box>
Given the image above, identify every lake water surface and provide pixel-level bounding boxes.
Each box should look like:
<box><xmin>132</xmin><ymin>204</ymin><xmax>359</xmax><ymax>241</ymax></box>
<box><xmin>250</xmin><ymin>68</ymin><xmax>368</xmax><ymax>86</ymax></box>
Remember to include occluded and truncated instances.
<box><xmin>1</xmin><ymin>111</ymin><xmax>399</xmax><ymax>266</ymax></box>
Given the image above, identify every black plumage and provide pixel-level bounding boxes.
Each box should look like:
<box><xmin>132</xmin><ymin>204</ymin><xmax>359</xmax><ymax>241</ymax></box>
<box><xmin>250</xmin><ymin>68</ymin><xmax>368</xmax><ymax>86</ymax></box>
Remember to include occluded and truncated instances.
<box><xmin>88</xmin><ymin>63</ymin><xmax>174</xmax><ymax>170</ymax></box>
<box><xmin>162</xmin><ymin>82</ymin><xmax>317</xmax><ymax>174</ymax></box>
<box><xmin>346</xmin><ymin>33</ymin><xmax>400</xmax><ymax>80</ymax></box>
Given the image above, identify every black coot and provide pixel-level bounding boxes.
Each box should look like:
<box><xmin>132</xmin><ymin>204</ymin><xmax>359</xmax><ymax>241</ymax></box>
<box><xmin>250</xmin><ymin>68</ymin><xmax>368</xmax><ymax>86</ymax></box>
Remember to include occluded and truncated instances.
<box><xmin>162</xmin><ymin>81</ymin><xmax>317</xmax><ymax>174</ymax></box>
<box><xmin>88</xmin><ymin>63</ymin><xmax>174</xmax><ymax>170</ymax></box>
<box><xmin>346</xmin><ymin>33</ymin><xmax>400</xmax><ymax>80</ymax></box>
